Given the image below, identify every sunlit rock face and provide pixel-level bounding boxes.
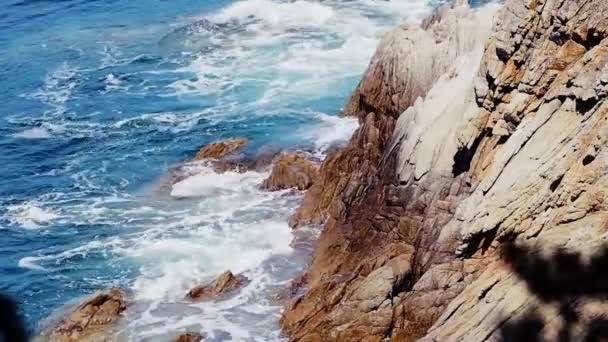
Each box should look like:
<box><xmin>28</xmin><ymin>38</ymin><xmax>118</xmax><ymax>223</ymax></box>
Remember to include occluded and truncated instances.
<box><xmin>282</xmin><ymin>0</ymin><xmax>608</xmax><ymax>340</ymax></box>
<box><xmin>39</xmin><ymin>289</ymin><xmax>127</xmax><ymax>342</ymax></box>
<box><xmin>423</xmin><ymin>0</ymin><xmax>608</xmax><ymax>339</ymax></box>
<box><xmin>343</xmin><ymin>0</ymin><xmax>495</xmax><ymax>119</ymax></box>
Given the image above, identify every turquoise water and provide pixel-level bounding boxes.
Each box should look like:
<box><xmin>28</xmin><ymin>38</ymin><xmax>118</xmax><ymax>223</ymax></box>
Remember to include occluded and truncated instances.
<box><xmin>0</xmin><ymin>0</ymin><xmax>488</xmax><ymax>339</ymax></box>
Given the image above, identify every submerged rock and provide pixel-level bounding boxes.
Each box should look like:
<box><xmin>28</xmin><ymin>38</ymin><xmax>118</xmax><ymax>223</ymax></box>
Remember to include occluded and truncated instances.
<box><xmin>187</xmin><ymin>271</ymin><xmax>248</xmax><ymax>302</ymax></box>
<box><xmin>193</xmin><ymin>138</ymin><xmax>248</xmax><ymax>161</ymax></box>
<box><xmin>43</xmin><ymin>289</ymin><xmax>127</xmax><ymax>342</ymax></box>
<box><xmin>172</xmin><ymin>332</ymin><xmax>204</xmax><ymax>342</ymax></box>
<box><xmin>262</xmin><ymin>153</ymin><xmax>319</xmax><ymax>191</ymax></box>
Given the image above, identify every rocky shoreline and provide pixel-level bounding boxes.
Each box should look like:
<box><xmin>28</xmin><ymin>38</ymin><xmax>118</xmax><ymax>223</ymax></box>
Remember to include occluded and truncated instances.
<box><xmin>38</xmin><ymin>0</ymin><xmax>608</xmax><ymax>340</ymax></box>
<box><xmin>36</xmin><ymin>137</ymin><xmax>321</xmax><ymax>341</ymax></box>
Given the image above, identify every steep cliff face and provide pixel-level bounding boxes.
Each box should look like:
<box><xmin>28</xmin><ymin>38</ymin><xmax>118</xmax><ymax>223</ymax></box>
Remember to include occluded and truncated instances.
<box><xmin>282</xmin><ymin>0</ymin><xmax>608</xmax><ymax>341</ymax></box>
<box><xmin>423</xmin><ymin>0</ymin><xmax>608</xmax><ymax>339</ymax></box>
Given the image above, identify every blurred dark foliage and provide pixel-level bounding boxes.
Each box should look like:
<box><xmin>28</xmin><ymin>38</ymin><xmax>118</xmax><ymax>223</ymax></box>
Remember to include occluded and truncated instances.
<box><xmin>500</xmin><ymin>243</ymin><xmax>608</xmax><ymax>342</ymax></box>
<box><xmin>0</xmin><ymin>293</ymin><xmax>28</xmax><ymax>342</ymax></box>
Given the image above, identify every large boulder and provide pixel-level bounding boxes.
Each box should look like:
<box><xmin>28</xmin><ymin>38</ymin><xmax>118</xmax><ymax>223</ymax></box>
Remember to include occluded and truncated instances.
<box><xmin>44</xmin><ymin>289</ymin><xmax>127</xmax><ymax>342</ymax></box>
<box><xmin>262</xmin><ymin>153</ymin><xmax>319</xmax><ymax>191</ymax></box>
<box><xmin>187</xmin><ymin>271</ymin><xmax>248</xmax><ymax>302</ymax></box>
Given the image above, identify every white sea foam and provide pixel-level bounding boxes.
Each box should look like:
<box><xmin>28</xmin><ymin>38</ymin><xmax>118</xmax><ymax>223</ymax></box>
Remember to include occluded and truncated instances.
<box><xmin>214</xmin><ymin>0</ymin><xmax>336</xmax><ymax>29</ymax></box>
<box><xmin>170</xmin><ymin>167</ymin><xmax>266</xmax><ymax>198</ymax></box>
<box><xmin>300</xmin><ymin>112</ymin><xmax>358</xmax><ymax>155</ymax></box>
<box><xmin>112</xmin><ymin>110</ymin><xmax>212</xmax><ymax>133</ymax></box>
<box><xmin>104</xmin><ymin>73</ymin><xmax>126</xmax><ymax>92</ymax></box>
<box><xmin>11</xmin><ymin>60</ymin><xmax>102</xmax><ymax>139</ymax></box>
<box><xmin>18</xmin><ymin>256</ymin><xmax>47</xmax><ymax>271</ymax></box>
<box><xmin>170</xmin><ymin>0</ymin><xmax>434</xmax><ymax>113</ymax></box>
<box><xmin>12</xmin><ymin>127</ymin><xmax>52</xmax><ymax>139</ymax></box>
<box><xmin>17</xmin><ymin>239</ymin><xmax>111</xmax><ymax>271</ymax></box>
<box><xmin>116</xmin><ymin>166</ymin><xmax>299</xmax><ymax>338</ymax></box>
<box><xmin>6</xmin><ymin>202</ymin><xmax>59</xmax><ymax>230</ymax></box>
<box><xmin>28</xmin><ymin>62</ymin><xmax>79</xmax><ymax>116</ymax></box>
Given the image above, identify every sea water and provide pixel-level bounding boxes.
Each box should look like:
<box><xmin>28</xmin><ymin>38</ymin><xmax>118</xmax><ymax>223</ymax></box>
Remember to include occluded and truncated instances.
<box><xmin>0</xmin><ymin>0</ymin><xmax>487</xmax><ymax>340</ymax></box>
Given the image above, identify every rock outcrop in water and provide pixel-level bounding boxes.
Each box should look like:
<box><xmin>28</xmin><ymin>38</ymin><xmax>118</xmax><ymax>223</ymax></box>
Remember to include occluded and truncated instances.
<box><xmin>282</xmin><ymin>0</ymin><xmax>608</xmax><ymax>340</ymax></box>
<box><xmin>193</xmin><ymin>138</ymin><xmax>248</xmax><ymax>161</ymax></box>
<box><xmin>262</xmin><ymin>153</ymin><xmax>319</xmax><ymax>191</ymax></box>
<box><xmin>43</xmin><ymin>289</ymin><xmax>126</xmax><ymax>342</ymax></box>
<box><xmin>158</xmin><ymin>137</ymin><xmax>251</xmax><ymax>192</ymax></box>
<box><xmin>187</xmin><ymin>270</ymin><xmax>247</xmax><ymax>302</ymax></box>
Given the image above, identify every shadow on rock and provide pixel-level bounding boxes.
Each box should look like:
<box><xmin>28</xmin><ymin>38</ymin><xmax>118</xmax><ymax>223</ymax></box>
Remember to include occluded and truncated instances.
<box><xmin>500</xmin><ymin>242</ymin><xmax>608</xmax><ymax>342</ymax></box>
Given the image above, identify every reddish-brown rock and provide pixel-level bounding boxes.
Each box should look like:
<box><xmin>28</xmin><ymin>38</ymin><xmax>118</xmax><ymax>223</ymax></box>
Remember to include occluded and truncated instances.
<box><xmin>45</xmin><ymin>288</ymin><xmax>127</xmax><ymax>342</ymax></box>
<box><xmin>187</xmin><ymin>271</ymin><xmax>247</xmax><ymax>302</ymax></box>
<box><xmin>262</xmin><ymin>153</ymin><xmax>319</xmax><ymax>191</ymax></box>
<box><xmin>288</xmin><ymin>111</ymin><xmax>395</xmax><ymax>228</ymax></box>
<box><xmin>193</xmin><ymin>138</ymin><xmax>248</xmax><ymax>161</ymax></box>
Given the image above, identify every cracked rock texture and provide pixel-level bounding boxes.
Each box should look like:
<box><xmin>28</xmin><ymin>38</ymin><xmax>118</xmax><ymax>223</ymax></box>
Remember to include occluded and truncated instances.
<box><xmin>187</xmin><ymin>270</ymin><xmax>248</xmax><ymax>302</ymax></box>
<box><xmin>193</xmin><ymin>138</ymin><xmax>248</xmax><ymax>161</ymax></box>
<box><xmin>41</xmin><ymin>289</ymin><xmax>127</xmax><ymax>342</ymax></box>
<box><xmin>282</xmin><ymin>0</ymin><xmax>608</xmax><ymax>341</ymax></box>
<box><xmin>262</xmin><ymin>153</ymin><xmax>319</xmax><ymax>191</ymax></box>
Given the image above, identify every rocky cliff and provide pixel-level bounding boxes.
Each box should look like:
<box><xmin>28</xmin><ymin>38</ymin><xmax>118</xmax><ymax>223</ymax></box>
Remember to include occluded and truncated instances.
<box><xmin>282</xmin><ymin>0</ymin><xmax>608</xmax><ymax>341</ymax></box>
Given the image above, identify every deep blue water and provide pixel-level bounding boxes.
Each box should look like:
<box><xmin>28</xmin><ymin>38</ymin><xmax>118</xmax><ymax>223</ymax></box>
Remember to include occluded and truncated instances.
<box><xmin>0</xmin><ymin>0</ymin><xmax>493</xmax><ymax>340</ymax></box>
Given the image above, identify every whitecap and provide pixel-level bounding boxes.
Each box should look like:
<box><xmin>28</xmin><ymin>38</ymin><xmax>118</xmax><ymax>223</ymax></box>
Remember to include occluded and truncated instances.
<box><xmin>12</xmin><ymin>127</ymin><xmax>52</xmax><ymax>139</ymax></box>
<box><xmin>26</xmin><ymin>62</ymin><xmax>79</xmax><ymax>115</ymax></box>
<box><xmin>170</xmin><ymin>168</ymin><xmax>267</xmax><ymax>199</ymax></box>
<box><xmin>104</xmin><ymin>73</ymin><xmax>125</xmax><ymax>92</ymax></box>
<box><xmin>302</xmin><ymin>112</ymin><xmax>359</xmax><ymax>156</ymax></box>
<box><xmin>18</xmin><ymin>256</ymin><xmax>47</xmax><ymax>271</ymax></box>
<box><xmin>6</xmin><ymin>202</ymin><xmax>59</xmax><ymax>230</ymax></box>
<box><xmin>213</xmin><ymin>0</ymin><xmax>336</xmax><ymax>30</ymax></box>
<box><xmin>170</xmin><ymin>0</ymin><xmax>435</xmax><ymax>117</ymax></box>
<box><xmin>17</xmin><ymin>239</ymin><xmax>115</xmax><ymax>272</ymax></box>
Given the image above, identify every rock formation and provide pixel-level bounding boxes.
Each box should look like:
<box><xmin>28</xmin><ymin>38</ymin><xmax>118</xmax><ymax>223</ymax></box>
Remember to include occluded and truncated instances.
<box><xmin>172</xmin><ymin>332</ymin><xmax>204</xmax><ymax>342</ymax></box>
<box><xmin>342</xmin><ymin>0</ymin><xmax>493</xmax><ymax>118</ymax></box>
<box><xmin>156</xmin><ymin>138</ymin><xmax>250</xmax><ymax>192</ymax></box>
<box><xmin>193</xmin><ymin>138</ymin><xmax>248</xmax><ymax>161</ymax></box>
<box><xmin>42</xmin><ymin>289</ymin><xmax>127</xmax><ymax>342</ymax></box>
<box><xmin>187</xmin><ymin>271</ymin><xmax>247</xmax><ymax>302</ymax></box>
<box><xmin>282</xmin><ymin>0</ymin><xmax>608</xmax><ymax>341</ymax></box>
<box><xmin>262</xmin><ymin>153</ymin><xmax>319</xmax><ymax>191</ymax></box>
<box><xmin>290</xmin><ymin>0</ymin><xmax>496</xmax><ymax>228</ymax></box>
